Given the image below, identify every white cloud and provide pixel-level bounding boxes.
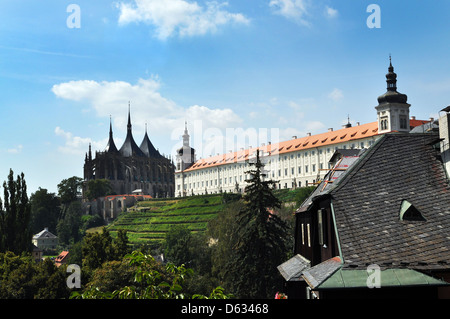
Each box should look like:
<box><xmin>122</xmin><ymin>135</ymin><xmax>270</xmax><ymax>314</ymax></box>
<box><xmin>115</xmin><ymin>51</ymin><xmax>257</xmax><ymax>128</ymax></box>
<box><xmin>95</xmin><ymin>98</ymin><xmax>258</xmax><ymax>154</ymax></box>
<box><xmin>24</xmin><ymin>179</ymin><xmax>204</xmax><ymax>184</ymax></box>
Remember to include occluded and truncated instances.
<box><xmin>325</xmin><ymin>6</ymin><xmax>338</xmax><ymax>18</ymax></box>
<box><xmin>54</xmin><ymin>127</ymin><xmax>108</xmax><ymax>155</ymax></box>
<box><xmin>116</xmin><ymin>0</ymin><xmax>250</xmax><ymax>39</ymax></box>
<box><xmin>269</xmin><ymin>0</ymin><xmax>309</xmax><ymax>26</ymax></box>
<box><xmin>328</xmin><ymin>88</ymin><xmax>344</xmax><ymax>102</ymax></box>
<box><xmin>186</xmin><ymin>104</ymin><xmax>242</xmax><ymax>129</ymax></box>
<box><xmin>7</xmin><ymin>144</ymin><xmax>23</xmax><ymax>154</ymax></box>
<box><xmin>52</xmin><ymin>77</ymin><xmax>243</xmax><ymax>155</ymax></box>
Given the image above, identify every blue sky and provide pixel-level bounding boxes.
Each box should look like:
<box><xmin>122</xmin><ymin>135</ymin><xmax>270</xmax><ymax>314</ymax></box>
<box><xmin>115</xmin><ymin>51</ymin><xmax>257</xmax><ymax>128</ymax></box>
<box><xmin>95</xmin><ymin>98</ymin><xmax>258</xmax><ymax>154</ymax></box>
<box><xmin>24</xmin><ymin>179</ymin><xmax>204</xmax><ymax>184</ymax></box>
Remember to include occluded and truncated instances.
<box><xmin>0</xmin><ymin>0</ymin><xmax>448</xmax><ymax>195</ymax></box>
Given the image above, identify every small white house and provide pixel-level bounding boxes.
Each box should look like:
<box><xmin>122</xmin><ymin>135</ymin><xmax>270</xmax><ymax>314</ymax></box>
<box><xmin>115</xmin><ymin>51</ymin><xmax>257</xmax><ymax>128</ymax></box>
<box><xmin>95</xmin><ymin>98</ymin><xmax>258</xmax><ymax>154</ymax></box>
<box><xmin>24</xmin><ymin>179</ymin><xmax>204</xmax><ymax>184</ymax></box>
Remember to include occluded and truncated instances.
<box><xmin>32</xmin><ymin>227</ymin><xmax>58</xmax><ymax>250</ymax></box>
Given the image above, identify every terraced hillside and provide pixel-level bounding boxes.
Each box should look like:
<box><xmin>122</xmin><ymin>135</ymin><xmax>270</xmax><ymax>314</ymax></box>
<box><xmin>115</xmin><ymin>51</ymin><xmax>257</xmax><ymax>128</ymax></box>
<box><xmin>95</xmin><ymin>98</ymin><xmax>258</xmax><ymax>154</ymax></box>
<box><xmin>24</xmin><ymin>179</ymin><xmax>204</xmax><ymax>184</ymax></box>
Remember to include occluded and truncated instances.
<box><xmin>106</xmin><ymin>188</ymin><xmax>314</xmax><ymax>247</ymax></box>
<box><xmin>107</xmin><ymin>194</ymin><xmax>224</xmax><ymax>246</ymax></box>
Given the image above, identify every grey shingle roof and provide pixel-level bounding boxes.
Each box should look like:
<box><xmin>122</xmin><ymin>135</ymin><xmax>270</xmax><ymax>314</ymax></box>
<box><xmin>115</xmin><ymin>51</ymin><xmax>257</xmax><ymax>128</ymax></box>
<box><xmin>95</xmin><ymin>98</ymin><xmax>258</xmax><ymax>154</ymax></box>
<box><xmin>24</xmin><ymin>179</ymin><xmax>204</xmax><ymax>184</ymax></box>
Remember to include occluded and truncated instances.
<box><xmin>327</xmin><ymin>133</ymin><xmax>450</xmax><ymax>270</ymax></box>
<box><xmin>33</xmin><ymin>228</ymin><xmax>57</xmax><ymax>239</ymax></box>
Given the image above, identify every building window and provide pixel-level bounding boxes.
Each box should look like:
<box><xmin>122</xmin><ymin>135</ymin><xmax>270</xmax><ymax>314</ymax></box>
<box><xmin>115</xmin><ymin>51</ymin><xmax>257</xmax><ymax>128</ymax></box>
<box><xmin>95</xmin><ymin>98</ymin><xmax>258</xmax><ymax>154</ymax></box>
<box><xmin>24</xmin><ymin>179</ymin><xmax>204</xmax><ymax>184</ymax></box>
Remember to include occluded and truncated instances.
<box><xmin>307</xmin><ymin>223</ymin><xmax>311</xmax><ymax>247</ymax></box>
<box><xmin>317</xmin><ymin>208</ymin><xmax>328</xmax><ymax>246</ymax></box>
<box><xmin>301</xmin><ymin>223</ymin><xmax>305</xmax><ymax>245</ymax></box>
<box><xmin>399</xmin><ymin>115</ymin><xmax>408</xmax><ymax>129</ymax></box>
<box><xmin>381</xmin><ymin>117</ymin><xmax>389</xmax><ymax>130</ymax></box>
<box><xmin>399</xmin><ymin>200</ymin><xmax>426</xmax><ymax>221</ymax></box>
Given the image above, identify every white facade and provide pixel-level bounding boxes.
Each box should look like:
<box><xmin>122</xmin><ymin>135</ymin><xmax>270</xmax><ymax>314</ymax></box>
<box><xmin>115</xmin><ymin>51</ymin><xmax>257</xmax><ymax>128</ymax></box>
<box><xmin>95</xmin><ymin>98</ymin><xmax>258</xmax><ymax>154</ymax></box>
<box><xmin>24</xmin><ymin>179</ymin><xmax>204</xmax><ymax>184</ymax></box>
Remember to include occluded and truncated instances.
<box><xmin>174</xmin><ymin>59</ymin><xmax>425</xmax><ymax>197</ymax></box>
<box><xmin>175</xmin><ymin>122</ymin><xmax>381</xmax><ymax>197</ymax></box>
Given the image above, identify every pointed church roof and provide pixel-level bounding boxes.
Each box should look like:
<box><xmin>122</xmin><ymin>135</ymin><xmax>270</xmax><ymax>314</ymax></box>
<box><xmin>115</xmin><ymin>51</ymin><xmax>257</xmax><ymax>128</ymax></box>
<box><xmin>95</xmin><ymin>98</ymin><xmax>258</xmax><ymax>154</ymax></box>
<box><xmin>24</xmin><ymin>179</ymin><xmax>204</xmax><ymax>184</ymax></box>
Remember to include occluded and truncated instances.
<box><xmin>119</xmin><ymin>105</ymin><xmax>146</xmax><ymax>157</ymax></box>
<box><xmin>105</xmin><ymin>116</ymin><xmax>119</xmax><ymax>153</ymax></box>
<box><xmin>140</xmin><ymin>124</ymin><xmax>161</xmax><ymax>157</ymax></box>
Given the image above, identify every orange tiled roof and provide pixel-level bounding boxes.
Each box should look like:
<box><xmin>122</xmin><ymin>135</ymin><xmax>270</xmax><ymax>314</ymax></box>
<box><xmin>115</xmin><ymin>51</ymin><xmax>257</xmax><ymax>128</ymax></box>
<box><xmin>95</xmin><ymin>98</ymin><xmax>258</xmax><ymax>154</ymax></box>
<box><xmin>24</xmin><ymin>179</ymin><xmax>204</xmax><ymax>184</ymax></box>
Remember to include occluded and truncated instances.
<box><xmin>55</xmin><ymin>251</ymin><xmax>69</xmax><ymax>266</ymax></box>
<box><xmin>183</xmin><ymin>119</ymin><xmax>427</xmax><ymax>172</ymax></box>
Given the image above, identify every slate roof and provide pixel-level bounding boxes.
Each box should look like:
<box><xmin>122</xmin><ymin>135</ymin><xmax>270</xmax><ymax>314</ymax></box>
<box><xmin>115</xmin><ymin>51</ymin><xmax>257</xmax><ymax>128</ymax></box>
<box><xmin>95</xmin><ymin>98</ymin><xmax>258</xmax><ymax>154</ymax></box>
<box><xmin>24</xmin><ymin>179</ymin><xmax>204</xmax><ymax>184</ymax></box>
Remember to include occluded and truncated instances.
<box><xmin>119</xmin><ymin>110</ymin><xmax>146</xmax><ymax>157</ymax></box>
<box><xmin>140</xmin><ymin>130</ymin><xmax>161</xmax><ymax>158</ymax></box>
<box><xmin>301</xmin><ymin>133</ymin><xmax>450</xmax><ymax>272</ymax></box>
<box><xmin>277</xmin><ymin>254</ymin><xmax>311</xmax><ymax>282</ymax></box>
<box><xmin>333</xmin><ymin>133</ymin><xmax>450</xmax><ymax>270</ymax></box>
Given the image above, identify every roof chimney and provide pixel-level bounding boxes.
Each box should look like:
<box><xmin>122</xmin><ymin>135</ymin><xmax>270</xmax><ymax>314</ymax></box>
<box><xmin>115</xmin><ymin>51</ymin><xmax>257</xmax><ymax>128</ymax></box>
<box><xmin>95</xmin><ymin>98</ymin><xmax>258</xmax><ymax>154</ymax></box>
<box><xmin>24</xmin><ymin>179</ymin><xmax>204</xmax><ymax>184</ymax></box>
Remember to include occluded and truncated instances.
<box><xmin>292</xmin><ymin>136</ymin><xmax>297</xmax><ymax>140</ymax></box>
<box><xmin>411</xmin><ymin>116</ymin><xmax>416</xmax><ymax>120</ymax></box>
<box><xmin>328</xmin><ymin>128</ymin><xmax>333</xmax><ymax>132</ymax></box>
<box><xmin>307</xmin><ymin>133</ymin><xmax>311</xmax><ymax>136</ymax></box>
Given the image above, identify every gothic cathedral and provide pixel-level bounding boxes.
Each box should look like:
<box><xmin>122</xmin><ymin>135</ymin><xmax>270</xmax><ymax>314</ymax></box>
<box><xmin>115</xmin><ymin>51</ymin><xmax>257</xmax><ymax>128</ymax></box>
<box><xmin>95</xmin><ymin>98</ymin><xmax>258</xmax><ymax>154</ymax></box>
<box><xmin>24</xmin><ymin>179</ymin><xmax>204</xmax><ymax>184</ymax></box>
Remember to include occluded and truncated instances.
<box><xmin>83</xmin><ymin>108</ymin><xmax>175</xmax><ymax>198</ymax></box>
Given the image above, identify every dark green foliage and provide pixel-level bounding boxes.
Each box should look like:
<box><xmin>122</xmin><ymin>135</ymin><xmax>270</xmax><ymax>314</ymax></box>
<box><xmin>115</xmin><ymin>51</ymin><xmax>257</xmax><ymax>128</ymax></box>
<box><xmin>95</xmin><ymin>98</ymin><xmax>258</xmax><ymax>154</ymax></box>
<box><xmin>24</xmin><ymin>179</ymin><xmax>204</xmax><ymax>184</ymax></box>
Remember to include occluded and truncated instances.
<box><xmin>85</xmin><ymin>179</ymin><xmax>113</xmax><ymax>200</ymax></box>
<box><xmin>293</xmin><ymin>186</ymin><xmax>316</xmax><ymax>206</ymax></box>
<box><xmin>57</xmin><ymin>176</ymin><xmax>83</xmax><ymax>205</ymax></box>
<box><xmin>0</xmin><ymin>252</ymin><xmax>70</xmax><ymax>299</ymax></box>
<box><xmin>81</xmin><ymin>227</ymin><xmax>130</xmax><ymax>272</ymax></box>
<box><xmin>163</xmin><ymin>225</ymin><xmax>192</xmax><ymax>266</ymax></box>
<box><xmin>224</xmin><ymin>150</ymin><xmax>290</xmax><ymax>298</ymax></box>
<box><xmin>56</xmin><ymin>201</ymin><xmax>83</xmax><ymax>245</ymax></box>
<box><xmin>73</xmin><ymin>251</ymin><xmax>232</xmax><ymax>299</ymax></box>
<box><xmin>0</xmin><ymin>169</ymin><xmax>32</xmax><ymax>254</ymax></box>
<box><xmin>30</xmin><ymin>188</ymin><xmax>61</xmax><ymax>234</ymax></box>
<box><xmin>81</xmin><ymin>214</ymin><xmax>104</xmax><ymax>232</ymax></box>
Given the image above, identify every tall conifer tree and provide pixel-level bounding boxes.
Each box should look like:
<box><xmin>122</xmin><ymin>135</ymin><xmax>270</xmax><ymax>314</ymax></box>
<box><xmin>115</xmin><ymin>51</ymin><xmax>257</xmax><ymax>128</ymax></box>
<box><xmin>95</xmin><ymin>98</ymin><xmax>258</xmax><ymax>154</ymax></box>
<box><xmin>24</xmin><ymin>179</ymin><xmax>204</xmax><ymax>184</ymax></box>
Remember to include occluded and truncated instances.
<box><xmin>228</xmin><ymin>150</ymin><xmax>289</xmax><ymax>298</ymax></box>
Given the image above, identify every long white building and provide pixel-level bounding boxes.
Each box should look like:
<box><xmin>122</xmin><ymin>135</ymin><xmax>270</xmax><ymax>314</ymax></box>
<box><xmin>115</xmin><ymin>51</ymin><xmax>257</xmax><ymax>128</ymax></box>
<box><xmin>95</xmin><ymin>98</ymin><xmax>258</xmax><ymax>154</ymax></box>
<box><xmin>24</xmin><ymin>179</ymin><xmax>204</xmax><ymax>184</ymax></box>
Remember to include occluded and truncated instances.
<box><xmin>174</xmin><ymin>60</ymin><xmax>430</xmax><ymax>197</ymax></box>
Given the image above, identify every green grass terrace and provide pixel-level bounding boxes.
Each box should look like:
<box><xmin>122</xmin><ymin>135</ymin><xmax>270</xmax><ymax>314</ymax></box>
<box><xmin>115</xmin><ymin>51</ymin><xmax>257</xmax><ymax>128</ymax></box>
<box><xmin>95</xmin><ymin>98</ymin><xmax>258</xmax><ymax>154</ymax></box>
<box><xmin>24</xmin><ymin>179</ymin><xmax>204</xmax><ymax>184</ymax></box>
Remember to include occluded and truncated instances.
<box><xmin>107</xmin><ymin>194</ymin><xmax>225</xmax><ymax>246</ymax></box>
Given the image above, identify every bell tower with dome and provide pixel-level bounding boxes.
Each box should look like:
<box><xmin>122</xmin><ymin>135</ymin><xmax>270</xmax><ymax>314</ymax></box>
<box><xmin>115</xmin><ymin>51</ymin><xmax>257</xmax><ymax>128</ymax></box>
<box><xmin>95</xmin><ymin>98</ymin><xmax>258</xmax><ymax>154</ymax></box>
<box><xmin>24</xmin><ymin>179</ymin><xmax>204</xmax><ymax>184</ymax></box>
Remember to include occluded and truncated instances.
<box><xmin>176</xmin><ymin>122</ymin><xmax>196</xmax><ymax>172</ymax></box>
<box><xmin>375</xmin><ymin>56</ymin><xmax>411</xmax><ymax>134</ymax></box>
<box><xmin>175</xmin><ymin>122</ymin><xmax>196</xmax><ymax>197</ymax></box>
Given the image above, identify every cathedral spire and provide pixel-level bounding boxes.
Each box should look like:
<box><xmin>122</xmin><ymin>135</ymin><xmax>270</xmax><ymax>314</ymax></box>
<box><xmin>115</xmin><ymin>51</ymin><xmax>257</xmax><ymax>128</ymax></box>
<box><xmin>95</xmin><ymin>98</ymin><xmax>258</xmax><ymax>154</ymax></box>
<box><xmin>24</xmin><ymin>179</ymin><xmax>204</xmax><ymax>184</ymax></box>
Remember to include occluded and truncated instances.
<box><xmin>119</xmin><ymin>103</ymin><xmax>145</xmax><ymax>157</ymax></box>
<box><xmin>109</xmin><ymin>115</ymin><xmax>113</xmax><ymax>138</ymax></box>
<box><xmin>140</xmin><ymin>121</ymin><xmax>160</xmax><ymax>158</ymax></box>
<box><xmin>127</xmin><ymin>101</ymin><xmax>132</xmax><ymax>132</ymax></box>
<box><xmin>105</xmin><ymin>115</ymin><xmax>119</xmax><ymax>153</ymax></box>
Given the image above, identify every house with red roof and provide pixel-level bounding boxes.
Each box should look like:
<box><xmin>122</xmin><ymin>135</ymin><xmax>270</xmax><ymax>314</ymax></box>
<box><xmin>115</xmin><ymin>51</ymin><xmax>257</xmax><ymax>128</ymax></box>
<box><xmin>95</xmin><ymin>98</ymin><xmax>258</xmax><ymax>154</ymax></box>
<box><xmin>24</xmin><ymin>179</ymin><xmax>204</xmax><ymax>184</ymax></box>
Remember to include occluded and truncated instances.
<box><xmin>54</xmin><ymin>251</ymin><xmax>70</xmax><ymax>267</ymax></box>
